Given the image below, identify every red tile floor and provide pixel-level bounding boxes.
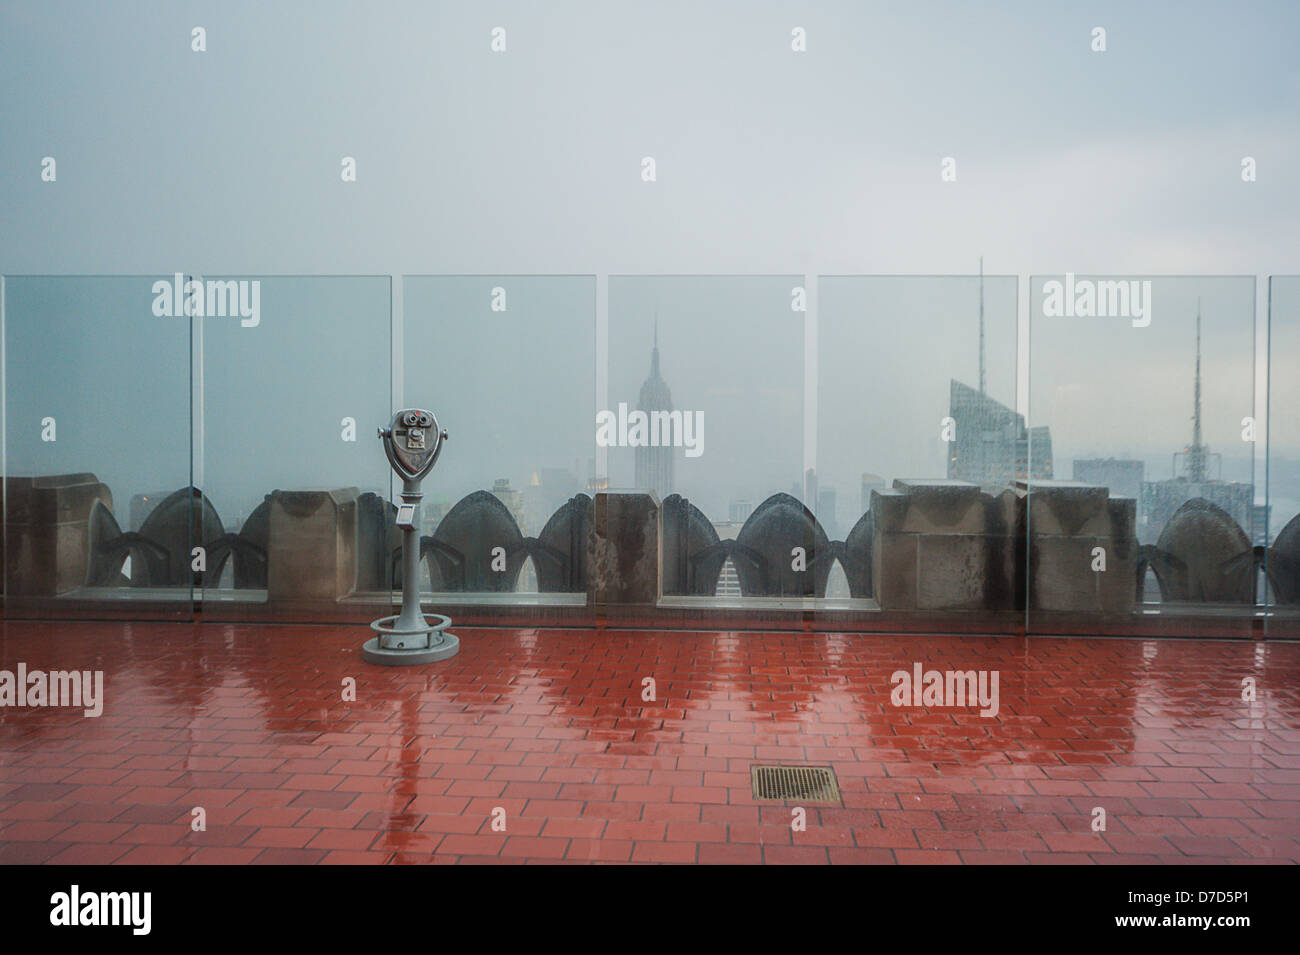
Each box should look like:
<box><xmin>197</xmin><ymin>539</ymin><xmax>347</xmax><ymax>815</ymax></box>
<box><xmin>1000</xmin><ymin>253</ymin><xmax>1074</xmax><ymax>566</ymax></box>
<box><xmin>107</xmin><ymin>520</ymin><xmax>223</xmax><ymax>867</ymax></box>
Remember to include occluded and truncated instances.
<box><xmin>1</xmin><ymin>620</ymin><xmax>1298</xmax><ymax>864</ymax></box>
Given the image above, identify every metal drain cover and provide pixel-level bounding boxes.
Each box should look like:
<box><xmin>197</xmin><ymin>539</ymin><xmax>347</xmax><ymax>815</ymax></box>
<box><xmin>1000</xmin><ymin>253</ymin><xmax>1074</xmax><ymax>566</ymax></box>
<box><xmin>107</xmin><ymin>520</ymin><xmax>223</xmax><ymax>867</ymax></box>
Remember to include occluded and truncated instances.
<box><xmin>750</xmin><ymin>764</ymin><xmax>841</xmax><ymax>803</ymax></box>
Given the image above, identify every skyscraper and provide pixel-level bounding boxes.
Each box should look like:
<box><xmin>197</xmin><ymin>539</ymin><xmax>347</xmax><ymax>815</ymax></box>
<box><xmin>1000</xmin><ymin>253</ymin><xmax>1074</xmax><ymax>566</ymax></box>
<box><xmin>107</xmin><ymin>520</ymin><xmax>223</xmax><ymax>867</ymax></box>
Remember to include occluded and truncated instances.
<box><xmin>1073</xmin><ymin>458</ymin><xmax>1145</xmax><ymax>503</ymax></box>
<box><xmin>860</xmin><ymin>473</ymin><xmax>885</xmax><ymax>514</ymax></box>
<box><xmin>947</xmin><ymin>262</ymin><xmax>1052</xmax><ymax>486</ymax></box>
<box><xmin>490</xmin><ymin>478</ymin><xmax>527</xmax><ymax>533</ymax></box>
<box><xmin>948</xmin><ymin>380</ymin><xmax>1053</xmax><ymax>486</ymax></box>
<box><xmin>634</xmin><ymin>322</ymin><xmax>675</xmax><ymax>499</ymax></box>
<box><xmin>1140</xmin><ymin>302</ymin><xmax>1256</xmax><ymax>543</ymax></box>
<box><xmin>817</xmin><ymin>485</ymin><xmax>838</xmax><ymax>538</ymax></box>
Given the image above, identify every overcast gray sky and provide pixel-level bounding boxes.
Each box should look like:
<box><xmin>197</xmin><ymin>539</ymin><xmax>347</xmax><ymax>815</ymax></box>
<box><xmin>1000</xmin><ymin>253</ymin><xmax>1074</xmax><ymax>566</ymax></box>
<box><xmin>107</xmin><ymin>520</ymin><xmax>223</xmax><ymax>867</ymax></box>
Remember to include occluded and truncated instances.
<box><xmin>2</xmin><ymin>1</ymin><xmax>1298</xmax><ymax>533</ymax></box>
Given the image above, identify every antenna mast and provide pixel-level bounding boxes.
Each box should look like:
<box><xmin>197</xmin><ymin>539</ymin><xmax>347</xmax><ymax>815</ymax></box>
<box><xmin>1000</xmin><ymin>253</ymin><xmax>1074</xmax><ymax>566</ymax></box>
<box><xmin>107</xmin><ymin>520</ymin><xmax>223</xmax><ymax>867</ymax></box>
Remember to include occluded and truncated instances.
<box><xmin>978</xmin><ymin>256</ymin><xmax>986</xmax><ymax>395</ymax></box>
<box><xmin>1189</xmin><ymin>299</ymin><xmax>1206</xmax><ymax>483</ymax></box>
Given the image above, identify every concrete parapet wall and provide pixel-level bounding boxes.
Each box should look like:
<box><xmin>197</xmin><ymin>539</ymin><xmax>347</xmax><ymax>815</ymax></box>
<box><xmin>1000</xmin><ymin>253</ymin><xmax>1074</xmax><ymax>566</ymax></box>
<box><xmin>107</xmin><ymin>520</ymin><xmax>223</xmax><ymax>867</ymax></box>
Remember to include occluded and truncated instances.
<box><xmin>587</xmin><ymin>492</ymin><xmax>660</xmax><ymax>607</ymax></box>
<box><xmin>3</xmin><ymin>474</ymin><xmax>112</xmax><ymax>596</ymax></box>
<box><xmin>872</xmin><ymin>480</ymin><xmax>1019</xmax><ymax>611</ymax></box>
<box><xmin>1022</xmin><ymin>480</ymin><xmax>1137</xmax><ymax>613</ymax></box>
<box><xmin>268</xmin><ymin>488</ymin><xmax>360</xmax><ymax>603</ymax></box>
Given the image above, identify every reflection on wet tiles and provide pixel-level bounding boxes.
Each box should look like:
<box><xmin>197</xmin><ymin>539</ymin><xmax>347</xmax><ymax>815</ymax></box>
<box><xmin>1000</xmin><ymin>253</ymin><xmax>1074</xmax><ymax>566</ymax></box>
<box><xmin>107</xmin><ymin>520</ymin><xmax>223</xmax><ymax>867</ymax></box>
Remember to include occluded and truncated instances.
<box><xmin>1</xmin><ymin>620</ymin><xmax>1297</xmax><ymax>864</ymax></box>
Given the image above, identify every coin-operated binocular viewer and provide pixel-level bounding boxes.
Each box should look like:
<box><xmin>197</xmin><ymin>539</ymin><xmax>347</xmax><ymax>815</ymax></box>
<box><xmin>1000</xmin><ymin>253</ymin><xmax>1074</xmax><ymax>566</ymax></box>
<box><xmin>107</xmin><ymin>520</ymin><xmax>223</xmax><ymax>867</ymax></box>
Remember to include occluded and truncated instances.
<box><xmin>362</xmin><ymin>408</ymin><xmax>460</xmax><ymax>665</ymax></box>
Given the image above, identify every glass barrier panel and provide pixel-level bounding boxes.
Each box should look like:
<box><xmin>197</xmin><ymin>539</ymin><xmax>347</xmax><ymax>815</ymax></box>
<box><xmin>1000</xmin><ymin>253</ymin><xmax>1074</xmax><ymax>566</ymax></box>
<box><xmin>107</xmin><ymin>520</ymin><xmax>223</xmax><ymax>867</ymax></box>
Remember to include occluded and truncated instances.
<box><xmin>1028</xmin><ymin>275</ymin><xmax>1258</xmax><ymax>637</ymax></box>
<box><xmin>1267</xmin><ymin>276</ymin><xmax>1300</xmax><ymax>637</ymax></box>
<box><xmin>3</xmin><ymin>275</ymin><xmax>193</xmax><ymax>618</ymax></box>
<box><xmin>401</xmin><ymin>275</ymin><xmax>595</xmax><ymax>609</ymax></box>
<box><xmin>197</xmin><ymin>275</ymin><xmax>392</xmax><ymax>622</ymax></box>
<box><xmin>607</xmin><ymin>275</ymin><xmax>805</xmax><ymax>614</ymax></box>
<box><xmin>818</xmin><ymin>273</ymin><xmax>1020</xmax><ymax>629</ymax></box>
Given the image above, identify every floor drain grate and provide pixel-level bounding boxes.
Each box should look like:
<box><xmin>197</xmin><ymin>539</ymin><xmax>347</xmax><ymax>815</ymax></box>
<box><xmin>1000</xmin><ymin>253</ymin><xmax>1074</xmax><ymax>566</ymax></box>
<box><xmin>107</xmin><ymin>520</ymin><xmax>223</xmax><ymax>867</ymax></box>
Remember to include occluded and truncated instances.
<box><xmin>750</xmin><ymin>764</ymin><xmax>841</xmax><ymax>803</ymax></box>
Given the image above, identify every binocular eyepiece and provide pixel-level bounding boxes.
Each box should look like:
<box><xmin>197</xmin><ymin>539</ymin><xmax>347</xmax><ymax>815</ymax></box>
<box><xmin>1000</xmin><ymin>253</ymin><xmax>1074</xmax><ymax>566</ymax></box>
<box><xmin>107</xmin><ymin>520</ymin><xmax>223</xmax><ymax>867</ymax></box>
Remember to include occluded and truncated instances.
<box><xmin>381</xmin><ymin>407</ymin><xmax>446</xmax><ymax>484</ymax></box>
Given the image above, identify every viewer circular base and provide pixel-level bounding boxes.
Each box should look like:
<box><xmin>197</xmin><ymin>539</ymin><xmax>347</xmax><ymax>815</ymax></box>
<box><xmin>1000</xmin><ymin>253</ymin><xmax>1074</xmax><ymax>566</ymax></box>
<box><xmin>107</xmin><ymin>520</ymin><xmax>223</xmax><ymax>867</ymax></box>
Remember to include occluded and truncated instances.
<box><xmin>362</xmin><ymin>613</ymin><xmax>459</xmax><ymax>665</ymax></box>
<box><xmin>361</xmin><ymin>633</ymin><xmax>459</xmax><ymax>665</ymax></box>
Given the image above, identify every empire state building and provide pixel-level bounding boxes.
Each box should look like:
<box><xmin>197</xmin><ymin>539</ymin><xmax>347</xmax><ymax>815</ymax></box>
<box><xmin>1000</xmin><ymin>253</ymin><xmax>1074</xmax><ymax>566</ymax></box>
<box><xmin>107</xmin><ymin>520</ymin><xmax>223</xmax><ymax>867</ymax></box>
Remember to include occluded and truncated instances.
<box><xmin>634</xmin><ymin>324</ymin><xmax>675</xmax><ymax>499</ymax></box>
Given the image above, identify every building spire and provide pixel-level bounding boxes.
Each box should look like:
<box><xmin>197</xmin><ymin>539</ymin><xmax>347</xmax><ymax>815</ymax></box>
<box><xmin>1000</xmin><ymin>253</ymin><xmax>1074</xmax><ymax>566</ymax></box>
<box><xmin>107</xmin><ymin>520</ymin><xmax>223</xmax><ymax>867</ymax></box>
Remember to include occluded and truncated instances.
<box><xmin>978</xmin><ymin>256</ymin><xmax>986</xmax><ymax>396</ymax></box>
<box><xmin>1189</xmin><ymin>299</ymin><xmax>1207</xmax><ymax>483</ymax></box>
<box><xmin>651</xmin><ymin>314</ymin><xmax>660</xmax><ymax>377</ymax></box>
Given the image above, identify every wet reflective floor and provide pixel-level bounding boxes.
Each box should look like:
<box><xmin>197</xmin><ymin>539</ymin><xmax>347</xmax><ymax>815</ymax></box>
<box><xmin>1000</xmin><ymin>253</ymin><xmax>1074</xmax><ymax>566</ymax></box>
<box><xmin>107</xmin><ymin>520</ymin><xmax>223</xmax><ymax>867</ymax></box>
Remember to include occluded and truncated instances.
<box><xmin>1</xmin><ymin>621</ymin><xmax>1298</xmax><ymax>864</ymax></box>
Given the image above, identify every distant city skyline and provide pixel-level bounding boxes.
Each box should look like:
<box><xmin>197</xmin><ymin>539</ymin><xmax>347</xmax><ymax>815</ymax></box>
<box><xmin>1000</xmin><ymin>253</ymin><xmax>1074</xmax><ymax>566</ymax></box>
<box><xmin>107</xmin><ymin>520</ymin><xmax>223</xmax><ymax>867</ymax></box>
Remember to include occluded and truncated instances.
<box><xmin>3</xmin><ymin>1</ymin><xmax>1298</xmax><ymax>547</ymax></box>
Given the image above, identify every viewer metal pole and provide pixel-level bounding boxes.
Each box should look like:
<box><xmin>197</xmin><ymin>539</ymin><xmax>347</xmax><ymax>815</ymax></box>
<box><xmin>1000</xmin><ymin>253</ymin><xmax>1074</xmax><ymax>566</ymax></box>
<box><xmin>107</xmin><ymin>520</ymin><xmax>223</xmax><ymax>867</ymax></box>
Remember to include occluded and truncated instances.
<box><xmin>362</xmin><ymin>409</ymin><xmax>459</xmax><ymax>665</ymax></box>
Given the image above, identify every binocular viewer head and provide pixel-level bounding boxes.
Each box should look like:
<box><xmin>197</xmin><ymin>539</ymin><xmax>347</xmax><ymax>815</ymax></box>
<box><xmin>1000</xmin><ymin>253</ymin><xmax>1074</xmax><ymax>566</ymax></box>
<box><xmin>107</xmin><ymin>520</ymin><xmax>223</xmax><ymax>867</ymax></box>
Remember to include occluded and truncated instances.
<box><xmin>379</xmin><ymin>407</ymin><xmax>447</xmax><ymax>483</ymax></box>
<box><xmin>401</xmin><ymin>410</ymin><xmax>433</xmax><ymax>429</ymax></box>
